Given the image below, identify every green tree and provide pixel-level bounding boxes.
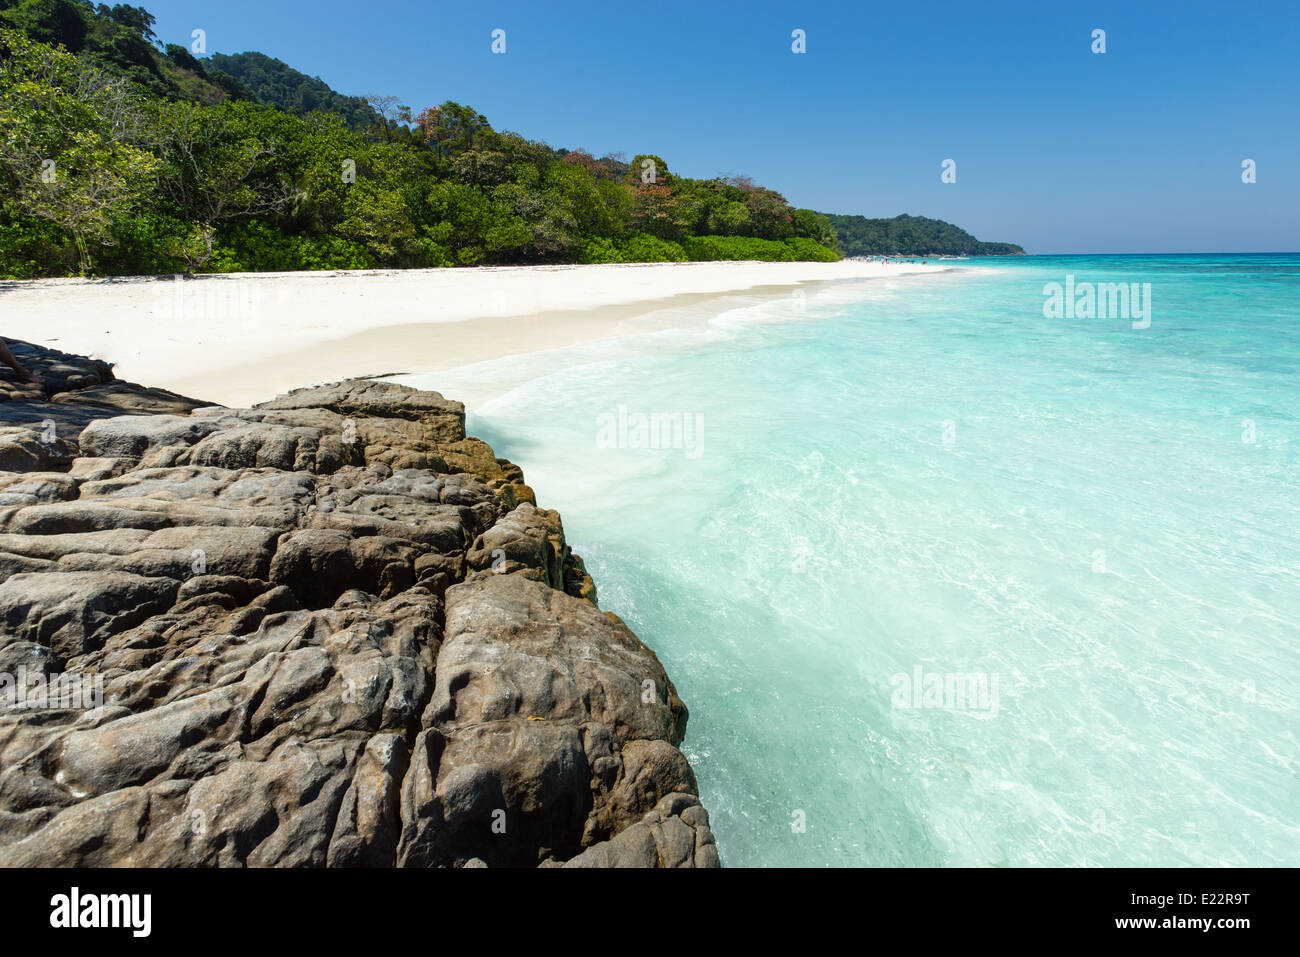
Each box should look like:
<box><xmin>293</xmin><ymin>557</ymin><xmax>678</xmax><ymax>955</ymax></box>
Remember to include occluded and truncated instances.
<box><xmin>1</xmin><ymin>0</ymin><xmax>91</xmax><ymax>52</ymax></box>
<box><xmin>624</xmin><ymin>152</ymin><xmax>672</xmax><ymax>187</ymax></box>
<box><xmin>792</xmin><ymin>208</ymin><xmax>836</xmax><ymax>247</ymax></box>
<box><xmin>0</xmin><ymin>28</ymin><xmax>158</xmax><ymax>272</ymax></box>
<box><xmin>151</xmin><ymin>99</ymin><xmax>294</xmax><ymax>268</ymax></box>
<box><xmin>415</xmin><ymin>101</ymin><xmax>490</xmax><ymax>157</ymax></box>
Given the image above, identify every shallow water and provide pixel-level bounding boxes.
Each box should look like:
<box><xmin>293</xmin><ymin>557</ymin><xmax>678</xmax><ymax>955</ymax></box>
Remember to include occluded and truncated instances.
<box><xmin>405</xmin><ymin>254</ymin><xmax>1300</xmax><ymax>866</ymax></box>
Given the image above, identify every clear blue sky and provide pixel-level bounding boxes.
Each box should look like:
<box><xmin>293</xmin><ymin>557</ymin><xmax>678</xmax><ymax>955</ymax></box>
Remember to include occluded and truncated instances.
<box><xmin>141</xmin><ymin>0</ymin><xmax>1298</xmax><ymax>254</ymax></box>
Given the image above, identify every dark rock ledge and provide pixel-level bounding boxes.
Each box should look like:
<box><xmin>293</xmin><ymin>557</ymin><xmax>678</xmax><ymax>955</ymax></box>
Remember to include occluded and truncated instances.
<box><xmin>0</xmin><ymin>338</ymin><xmax>718</xmax><ymax>868</ymax></box>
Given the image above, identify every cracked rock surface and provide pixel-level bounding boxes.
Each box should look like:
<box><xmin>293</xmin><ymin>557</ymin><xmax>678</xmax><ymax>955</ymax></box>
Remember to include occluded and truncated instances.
<box><xmin>0</xmin><ymin>340</ymin><xmax>716</xmax><ymax>867</ymax></box>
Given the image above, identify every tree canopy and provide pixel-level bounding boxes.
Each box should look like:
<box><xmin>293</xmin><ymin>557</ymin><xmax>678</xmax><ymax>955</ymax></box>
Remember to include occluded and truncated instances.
<box><xmin>208</xmin><ymin>51</ymin><xmax>381</xmax><ymax>132</ymax></box>
<box><xmin>0</xmin><ymin>1</ymin><xmax>1013</xmax><ymax>278</ymax></box>
<box><xmin>0</xmin><ymin>8</ymin><xmax>840</xmax><ymax>277</ymax></box>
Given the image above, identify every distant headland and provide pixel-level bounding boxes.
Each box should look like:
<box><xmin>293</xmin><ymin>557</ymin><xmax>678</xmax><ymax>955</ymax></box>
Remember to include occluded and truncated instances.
<box><xmin>819</xmin><ymin>213</ymin><xmax>1026</xmax><ymax>258</ymax></box>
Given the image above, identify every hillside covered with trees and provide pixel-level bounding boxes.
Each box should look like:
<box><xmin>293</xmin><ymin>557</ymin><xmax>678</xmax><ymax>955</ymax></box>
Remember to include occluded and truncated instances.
<box><xmin>0</xmin><ymin>1</ymin><xmax>1021</xmax><ymax>278</ymax></box>
<box><xmin>0</xmin><ymin>0</ymin><xmax>253</xmax><ymax>103</ymax></box>
<box><xmin>824</xmin><ymin>213</ymin><xmax>1024</xmax><ymax>257</ymax></box>
<box><xmin>206</xmin><ymin>52</ymin><xmax>381</xmax><ymax>133</ymax></box>
<box><xmin>0</xmin><ymin>1</ymin><xmax>840</xmax><ymax>277</ymax></box>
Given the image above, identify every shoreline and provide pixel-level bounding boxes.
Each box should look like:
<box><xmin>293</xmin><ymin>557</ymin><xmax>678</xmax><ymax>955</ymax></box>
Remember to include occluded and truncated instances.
<box><xmin>4</xmin><ymin>260</ymin><xmax>950</xmax><ymax>408</ymax></box>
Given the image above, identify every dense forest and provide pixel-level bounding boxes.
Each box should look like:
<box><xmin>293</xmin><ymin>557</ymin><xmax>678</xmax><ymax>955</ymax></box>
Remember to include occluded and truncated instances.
<box><xmin>0</xmin><ymin>1</ymin><xmax>1017</xmax><ymax>278</ymax></box>
<box><xmin>0</xmin><ymin>0</ymin><xmax>842</xmax><ymax>277</ymax></box>
<box><xmin>824</xmin><ymin>213</ymin><xmax>1024</xmax><ymax>257</ymax></box>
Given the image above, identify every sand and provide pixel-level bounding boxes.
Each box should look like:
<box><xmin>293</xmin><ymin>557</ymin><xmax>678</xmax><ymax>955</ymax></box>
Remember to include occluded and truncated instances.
<box><xmin>2</xmin><ymin>259</ymin><xmax>946</xmax><ymax>408</ymax></box>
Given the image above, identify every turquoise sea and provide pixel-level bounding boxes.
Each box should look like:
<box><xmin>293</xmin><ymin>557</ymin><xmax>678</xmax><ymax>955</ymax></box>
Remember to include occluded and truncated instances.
<box><xmin>411</xmin><ymin>254</ymin><xmax>1300</xmax><ymax>866</ymax></box>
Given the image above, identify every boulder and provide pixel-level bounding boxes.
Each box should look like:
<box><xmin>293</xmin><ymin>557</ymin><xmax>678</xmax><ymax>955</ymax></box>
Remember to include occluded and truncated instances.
<box><xmin>0</xmin><ymin>347</ymin><xmax>716</xmax><ymax>867</ymax></box>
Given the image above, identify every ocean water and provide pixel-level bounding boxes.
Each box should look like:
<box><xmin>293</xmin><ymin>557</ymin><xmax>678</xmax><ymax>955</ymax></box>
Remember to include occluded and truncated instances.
<box><xmin>407</xmin><ymin>254</ymin><xmax>1300</xmax><ymax>866</ymax></box>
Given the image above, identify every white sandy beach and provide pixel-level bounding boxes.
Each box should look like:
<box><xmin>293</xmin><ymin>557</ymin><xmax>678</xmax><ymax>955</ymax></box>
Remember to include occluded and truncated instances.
<box><xmin>4</xmin><ymin>259</ymin><xmax>945</xmax><ymax>408</ymax></box>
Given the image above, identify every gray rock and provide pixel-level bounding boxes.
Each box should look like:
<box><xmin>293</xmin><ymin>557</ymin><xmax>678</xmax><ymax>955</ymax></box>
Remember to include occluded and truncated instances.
<box><xmin>0</xmin><ymin>346</ymin><xmax>716</xmax><ymax>868</ymax></box>
<box><xmin>395</xmin><ymin>575</ymin><xmax>701</xmax><ymax>867</ymax></box>
<box><xmin>79</xmin><ymin>414</ymin><xmax>224</xmax><ymax>460</ymax></box>
<box><xmin>561</xmin><ymin>793</ymin><xmax>719</xmax><ymax>868</ymax></box>
<box><xmin>0</xmin><ymin>426</ymin><xmax>80</xmax><ymax>472</ymax></box>
<box><xmin>0</xmin><ymin>570</ymin><xmax>180</xmax><ymax>662</ymax></box>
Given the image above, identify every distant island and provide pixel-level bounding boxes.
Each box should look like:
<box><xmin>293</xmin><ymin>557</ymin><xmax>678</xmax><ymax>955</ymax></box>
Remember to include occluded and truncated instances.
<box><xmin>0</xmin><ymin>1</ymin><xmax>1020</xmax><ymax>278</ymax></box>
<box><xmin>821</xmin><ymin>214</ymin><xmax>1025</xmax><ymax>258</ymax></box>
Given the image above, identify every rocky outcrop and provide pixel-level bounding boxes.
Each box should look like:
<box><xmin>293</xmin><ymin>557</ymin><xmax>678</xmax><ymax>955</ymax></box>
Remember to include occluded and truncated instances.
<box><xmin>0</xmin><ymin>339</ymin><xmax>715</xmax><ymax>867</ymax></box>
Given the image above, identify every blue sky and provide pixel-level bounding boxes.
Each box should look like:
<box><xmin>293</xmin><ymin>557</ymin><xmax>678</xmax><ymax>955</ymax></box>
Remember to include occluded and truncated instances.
<box><xmin>140</xmin><ymin>0</ymin><xmax>1298</xmax><ymax>254</ymax></box>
